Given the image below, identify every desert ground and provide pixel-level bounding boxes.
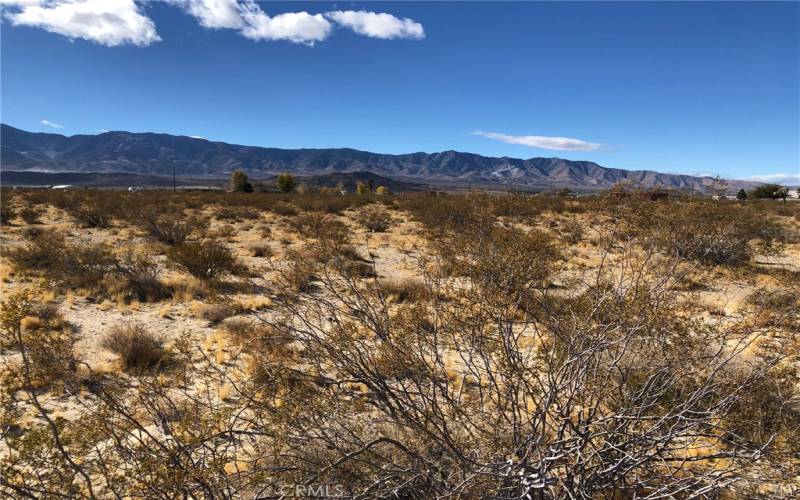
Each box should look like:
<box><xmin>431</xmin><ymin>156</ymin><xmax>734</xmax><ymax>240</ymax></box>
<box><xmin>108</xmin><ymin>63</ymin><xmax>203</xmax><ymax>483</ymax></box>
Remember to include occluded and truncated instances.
<box><xmin>0</xmin><ymin>187</ymin><xmax>798</xmax><ymax>498</ymax></box>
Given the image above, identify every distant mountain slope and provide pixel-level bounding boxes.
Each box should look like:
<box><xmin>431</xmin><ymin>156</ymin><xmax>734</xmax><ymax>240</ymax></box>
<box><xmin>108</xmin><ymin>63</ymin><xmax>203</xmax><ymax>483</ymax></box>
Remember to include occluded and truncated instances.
<box><xmin>0</xmin><ymin>124</ymin><xmax>759</xmax><ymax>192</ymax></box>
<box><xmin>0</xmin><ymin>169</ymin><xmax>424</xmax><ymax>192</ymax></box>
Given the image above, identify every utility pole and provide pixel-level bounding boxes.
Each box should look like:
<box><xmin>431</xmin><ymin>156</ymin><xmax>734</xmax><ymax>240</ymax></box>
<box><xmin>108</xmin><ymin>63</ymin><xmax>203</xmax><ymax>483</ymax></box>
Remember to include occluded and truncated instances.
<box><xmin>173</xmin><ymin>165</ymin><xmax>176</xmax><ymax>192</ymax></box>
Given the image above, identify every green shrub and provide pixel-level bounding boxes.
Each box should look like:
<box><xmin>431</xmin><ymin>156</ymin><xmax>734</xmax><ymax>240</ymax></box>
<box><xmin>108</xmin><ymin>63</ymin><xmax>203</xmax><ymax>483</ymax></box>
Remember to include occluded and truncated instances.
<box><xmin>275</xmin><ymin>173</ymin><xmax>296</xmax><ymax>193</ymax></box>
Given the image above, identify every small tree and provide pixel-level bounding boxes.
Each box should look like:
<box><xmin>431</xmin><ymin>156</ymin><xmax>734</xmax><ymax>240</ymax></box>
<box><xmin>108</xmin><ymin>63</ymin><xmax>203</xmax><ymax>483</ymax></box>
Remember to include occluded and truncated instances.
<box><xmin>229</xmin><ymin>170</ymin><xmax>253</xmax><ymax>193</ymax></box>
<box><xmin>275</xmin><ymin>173</ymin><xmax>296</xmax><ymax>193</ymax></box>
<box><xmin>356</xmin><ymin>182</ymin><xmax>368</xmax><ymax>194</ymax></box>
<box><xmin>750</xmin><ymin>183</ymin><xmax>782</xmax><ymax>199</ymax></box>
<box><xmin>774</xmin><ymin>186</ymin><xmax>789</xmax><ymax>205</ymax></box>
<box><xmin>736</xmin><ymin>188</ymin><xmax>748</xmax><ymax>200</ymax></box>
<box><xmin>375</xmin><ymin>186</ymin><xmax>390</xmax><ymax>195</ymax></box>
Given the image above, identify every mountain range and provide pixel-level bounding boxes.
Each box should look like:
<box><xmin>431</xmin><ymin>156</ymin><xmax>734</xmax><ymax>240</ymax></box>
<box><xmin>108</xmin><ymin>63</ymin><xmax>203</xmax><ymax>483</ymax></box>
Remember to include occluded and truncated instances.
<box><xmin>0</xmin><ymin>124</ymin><xmax>759</xmax><ymax>193</ymax></box>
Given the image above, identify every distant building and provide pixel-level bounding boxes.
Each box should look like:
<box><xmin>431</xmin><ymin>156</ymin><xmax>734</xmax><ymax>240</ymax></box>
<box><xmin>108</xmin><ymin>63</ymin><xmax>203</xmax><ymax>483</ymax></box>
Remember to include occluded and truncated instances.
<box><xmin>51</xmin><ymin>185</ymin><xmax>73</xmax><ymax>190</ymax></box>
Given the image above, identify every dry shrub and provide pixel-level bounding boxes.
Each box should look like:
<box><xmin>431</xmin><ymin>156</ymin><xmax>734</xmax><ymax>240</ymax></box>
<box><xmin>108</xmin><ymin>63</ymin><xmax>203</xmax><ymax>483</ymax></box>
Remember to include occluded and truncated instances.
<box><xmin>0</xmin><ymin>291</ymin><xmax>77</xmax><ymax>390</ymax></box>
<box><xmin>290</xmin><ymin>211</ymin><xmax>351</xmax><ymax>242</ymax></box>
<box><xmin>102</xmin><ymin>324</ymin><xmax>166</xmax><ymax>371</ymax></box>
<box><xmin>19</xmin><ymin>206</ymin><xmax>44</xmax><ymax>224</ymax></box>
<box><xmin>249</xmin><ymin>244</ymin><xmax>272</xmax><ymax>258</ymax></box>
<box><xmin>6</xmin><ymin>230</ymin><xmax>67</xmax><ymax>271</ymax></box>
<box><xmin>379</xmin><ymin>278</ymin><xmax>429</xmax><ymax>303</ymax></box>
<box><xmin>631</xmin><ymin>201</ymin><xmax>784</xmax><ymax>265</ymax></box>
<box><xmin>337</xmin><ymin>244</ymin><xmax>366</xmax><ymax>262</ymax></box>
<box><xmin>166</xmin><ymin>241</ymin><xmax>240</xmax><ymax>281</ymax></box>
<box><xmin>7</xmin><ymin>230</ymin><xmax>116</xmax><ymax>290</ymax></box>
<box><xmin>140</xmin><ymin>210</ymin><xmax>203</xmax><ymax>246</ymax></box>
<box><xmin>214</xmin><ymin>206</ymin><xmax>260</xmax><ymax>221</ymax></box>
<box><xmin>113</xmin><ymin>251</ymin><xmax>171</xmax><ymax>302</ymax></box>
<box><xmin>560</xmin><ymin>218</ymin><xmax>584</xmax><ymax>244</ymax></box>
<box><xmin>0</xmin><ymin>193</ymin><xmax>15</xmax><ymax>225</ymax></box>
<box><xmin>279</xmin><ymin>252</ymin><xmax>318</xmax><ymax>293</ymax></box>
<box><xmin>194</xmin><ymin>303</ymin><xmax>237</xmax><ymax>324</ymax></box>
<box><xmin>208</xmin><ymin>223</ymin><xmax>236</xmax><ymax>240</ymax></box>
<box><xmin>357</xmin><ymin>205</ymin><xmax>392</xmax><ymax>232</ymax></box>
<box><xmin>271</xmin><ymin>201</ymin><xmax>298</xmax><ymax>217</ymax></box>
<box><xmin>68</xmin><ymin>204</ymin><xmax>112</xmax><ymax>228</ymax></box>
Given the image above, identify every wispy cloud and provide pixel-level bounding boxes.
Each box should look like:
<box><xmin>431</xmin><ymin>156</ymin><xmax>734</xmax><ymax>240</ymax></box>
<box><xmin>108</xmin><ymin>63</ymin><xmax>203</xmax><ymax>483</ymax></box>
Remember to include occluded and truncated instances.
<box><xmin>3</xmin><ymin>0</ymin><xmax>160</xmax><ymax>47</ymax></box>
<box><xmin>41</xmin><ymin>119</ymin><xmax>65</xmax><ymax>129</ymax></box>
<box><xmin>326</xmin><ymin>10</ymin><xmax>424</xmax><ymax>40</ymax></box>
<box><xmin>473</xmin><ymin>131</ymin><xmax>602</xmax><ymax>152</ymax></box>
<box><xmin>745</xmin><ymin>173</ymin><xmax>800</xmax><ymax>185</ymax></box>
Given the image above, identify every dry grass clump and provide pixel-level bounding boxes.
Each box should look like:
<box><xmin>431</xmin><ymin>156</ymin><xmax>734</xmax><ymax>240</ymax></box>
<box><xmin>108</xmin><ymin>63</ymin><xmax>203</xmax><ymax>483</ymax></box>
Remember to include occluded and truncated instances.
<box><xmin>193</xmin><ymin>302</ymin><xmax>238</xmax><ymax>324</ymax></box>
<box><xmin>166</xmin><ymin>240</ymin><xmax>242</xmax><ymax>281</ymax></box>
<box><xmin>379</xmin><ymin>278</ymin><xmax>429</xmax><ymax>303</ymax></box>
<box><xmin>102</xmin><ymin>324</ymin><xmax>166</xmax><ymax>371</ymax></box>
<box><xmin>249</xmin><ymin>244</ymin><xmax>272</xmax><ymax>258</ymax></box>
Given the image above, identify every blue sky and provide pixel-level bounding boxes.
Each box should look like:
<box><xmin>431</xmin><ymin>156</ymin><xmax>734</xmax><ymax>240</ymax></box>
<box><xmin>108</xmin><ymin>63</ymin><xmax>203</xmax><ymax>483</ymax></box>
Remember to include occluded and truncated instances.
<box><xmin>1</xmin><ymin>1</ymin><xmax>798</xmax><ymax>182</ymax></box>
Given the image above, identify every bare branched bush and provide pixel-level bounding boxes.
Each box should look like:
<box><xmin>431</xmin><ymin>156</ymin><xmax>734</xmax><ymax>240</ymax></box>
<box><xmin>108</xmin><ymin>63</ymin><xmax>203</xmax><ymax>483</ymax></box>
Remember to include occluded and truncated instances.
<box><xmin>560</xmin><ymin>217</ymin><xmax>584</xmax><ymax>244</ymax></box>
<box><xmin>113</xmin><ymin>250</ymin><xmax>171</xmax><ymax>302</ymax></box>
<box><xmin>68</xmin><ymin>203</ymin><xmax>112</xmax><ymax>228</ymax></box>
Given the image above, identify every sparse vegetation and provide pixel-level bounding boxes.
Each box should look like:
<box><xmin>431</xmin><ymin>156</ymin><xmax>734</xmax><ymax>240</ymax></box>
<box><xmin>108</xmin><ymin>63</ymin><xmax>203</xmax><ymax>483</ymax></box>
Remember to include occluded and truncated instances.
<box><xmin>1</xmin><ymin>188</ymin><xmax>798</xmax><ymax>498</ymax></box>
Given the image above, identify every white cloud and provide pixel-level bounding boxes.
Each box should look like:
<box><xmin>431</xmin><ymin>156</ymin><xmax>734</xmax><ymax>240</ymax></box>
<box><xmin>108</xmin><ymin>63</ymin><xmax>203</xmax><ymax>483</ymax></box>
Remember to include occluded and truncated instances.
<box><xmin>3</xmin><ymin>0</ymin><xmax>160</xmax><ymax>47</ymax></box>
<box><xmin>3</xmin><ymin>0</ymin><xmax>426</xmax><ymax>46</ymax></box>
<box><xmin>189</xmin><ymin>135</ymin><xmax>206</xmax><ymax>140</ymax></box>
<box><xmin>41</xmin><ymin>119</ymin><xmax>65</xmax><ymax>129</ymax></box>
<box><xmin>473</xmin><ymin>131</ymin><xmax>602</xmax><ymax>152</ymax></box>
<box><xmin>239</xmin><ymin>5</ymin><xmax>330</xmax><ymax>45</ymax></box>
<box><xmin>166</xmin><ymin>0</ymin><xmax>243</xmax><ymax>29</ymax></box>
<box><xmin>170</xmin><ymin>1</ymin><xmax>423</xmax><ymax>45</ymax></box>
<box><xmin>325</xmin><ymin>10</ymin><xmax>424</xmax><ymax>40</ymax></box>
<box><xmin>745</xmin><ymin>173</ymin><xmax>800</xmax><ymax>185</ymax></box>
